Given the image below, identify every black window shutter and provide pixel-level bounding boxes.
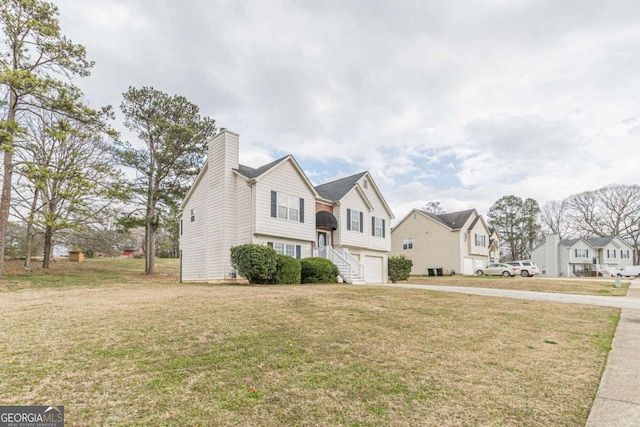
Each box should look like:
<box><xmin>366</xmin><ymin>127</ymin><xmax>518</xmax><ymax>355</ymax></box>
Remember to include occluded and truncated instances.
<box><xmin>180</xmin><ymin>219</ymin><xmax>183</xmax><ymax>236</ymax></box>
<box><xmin>271</xmin><ymin>191</ymin><xmax>277</xmax><ymax>218</ymax></box>
<box><xmin>347</xmin><ymin>209</ymin><xmax>351</xmax><ymax>230</ymax></box>
<box><xmin>371</xmin><ymin>217</ymin><xmax>376</xmax><ymax>236</ymax></box>
<box><xmin>359</xmin><ymin>211</ymin><xmax>363</xmax><ymax>233</ymax></box>
<box><xmin>299</xmin><ymin>198</ymin><xmax>304</xmax><ymax>223</ymax></box>
<box><xmin>296</xmin><ymin>245</ymin><xmax>301</xmax><ymax>259</ymax></box>
<box><xmin>267</xmin><ymin>242</ymin><xmax>273</xmax><ymax>248</ymax></box>
<box><xmin>382</xmin><ymin>219</ymin><xmax>386</xmax><ymax>238</ymax></box>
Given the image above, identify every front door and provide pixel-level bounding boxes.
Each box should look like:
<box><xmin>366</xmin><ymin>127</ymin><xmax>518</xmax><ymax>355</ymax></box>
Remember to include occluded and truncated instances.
<box><xmin>317</xmin><ymin>232</ymin><xmax>329</xmax><ymax>247</ymax></box>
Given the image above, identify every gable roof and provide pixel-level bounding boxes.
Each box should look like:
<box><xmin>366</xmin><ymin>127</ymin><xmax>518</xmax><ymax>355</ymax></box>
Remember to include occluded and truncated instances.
<box><xmin>559</xmin><ymin>237</ymin><xmax>591</xmax><ymax>248</ymax></box>
<box><xmin>234</xmin><ymin>155</ymin><xmax>289</xmax><ymax>179</ymax></box>
<box><xmin>393</xmin><ymin>208</ymin><xmax>481</xmax><ymax>232</ymax></box>
<box><xmin>437</xmin><ymin>209</ymin><xmax>476</xmax><ymax>230</ymax></box>
<box><xmin>314</xmin><ymin>172</ymin><xmax>367</xmax><ymax>201</ymax></box>
<box><xmin>586</xmin><ymin>235</ymin><xmax>618</xmax><ymax>248</ymax></box>
<box><xmin>235</xmin><ymin>155</ymin><xmax>319</xmax><ymax>197</ymax></box>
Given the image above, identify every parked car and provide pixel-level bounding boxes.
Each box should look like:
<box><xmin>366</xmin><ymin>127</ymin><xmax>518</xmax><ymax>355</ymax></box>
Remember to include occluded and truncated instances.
<box><xmin>616</xmin><ymin>266</ymin><xmax>640</xmax><ymax>277</ymax></box>
<box><xmin>476</xmin><ymin>263</ymin><xmax>519</xmax><ymax>277</ymax></box>
<box><xmin>506</xmin><ymin>260</ymin><xmax>540</xmax><ymax>277</ymax></box>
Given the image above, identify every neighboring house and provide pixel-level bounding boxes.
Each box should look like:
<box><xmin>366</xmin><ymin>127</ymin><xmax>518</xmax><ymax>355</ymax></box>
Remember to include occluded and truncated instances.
<box><xmin>390</xmin><ymin>208</ymin><xmax>499</xmax><ymax>275</ymax></box>
<box><xmin>122</xmin><ymin>245</ymin><xmax>143</xmax><ymax>257</ymax></box>
<box><xmin>179</xmin><ymin>129</ymin><xmax>394</xmax><ymax>284</ymax></box>
<box><xmin>531</xmin><ymin>234</ymin><xmax>634</xmax><ymax>277</ymax></box>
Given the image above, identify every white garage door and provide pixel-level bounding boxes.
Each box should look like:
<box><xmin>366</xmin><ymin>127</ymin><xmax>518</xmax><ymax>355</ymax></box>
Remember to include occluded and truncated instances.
<box><xmin>364</xmin><ymin>256</ymin><xmax>384</xmax><ymax>283</ymax></box>
<box><xmin>463</xmin><ymin>257</ymin><xmax>473</xmax><ymax>275</ymax></box>
<box><xmin>475</xmin><ymin>259</ymin><xmax>485</xmax><ymax>270</ymax></box>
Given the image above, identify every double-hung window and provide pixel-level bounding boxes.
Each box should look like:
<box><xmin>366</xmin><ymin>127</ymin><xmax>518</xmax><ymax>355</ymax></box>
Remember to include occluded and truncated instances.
<box><xmin>268</xmin><ymin>242</ymin><xmax>301</xmax><ymax>259</ymax></box>
<box><xmin>347</xmin><ymin>208</ymin><xmax>363</xmax><ymax>233</ymax></box>
<box><xmin>403</xmin><ymin>238</ymin><xmax>413</xmax><ymax>250</ymax></box>
<box><xmin>474</xmin><ymin>234</ymin><xmax>486</xmax><ymax>247</ymax></box>
<box><xmin>271</xmin><ymin>191</ymin><xmax>304</xmax><ymax>223</ymax></box>
<box><xmin>372</xmin><ymin>217</ymin><xmax>385</xmax><ymax>237</ymax></box>
<box><xmin>575</xmin><ymin>248</ymin><xmax>589</xmax><ymax>258</ymax></box>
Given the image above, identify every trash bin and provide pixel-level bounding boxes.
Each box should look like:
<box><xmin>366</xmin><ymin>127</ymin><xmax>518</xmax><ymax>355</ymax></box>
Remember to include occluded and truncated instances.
<box><xmin>428</xmin><ymin>268</ymin><xmax>435</xmax><ymax>276</ymax></box>
<box><xmin>436</xmin><ymin>268</ymin><xmax>443</xmax><ymax>276</ymax></box>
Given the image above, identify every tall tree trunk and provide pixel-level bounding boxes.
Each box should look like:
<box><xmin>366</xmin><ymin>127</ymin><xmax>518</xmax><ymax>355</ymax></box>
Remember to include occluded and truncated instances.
<box><xmin>42</xmin><ymin>225</ymin><xmax>53</xmax><ymax>268</ymax></box>
<box><xmin>0</xmin><ymin>91</ymin><xmax>17</xmax><ymax>279</ymax></box>
<box><xmin>145</xmin><ymin>202</ymin><xmax>156</xmax><ymax>275</ymax></box>
<box><xmin>24</xmin><ymin>188</ymin><xmax>40</xmax><ymax>269</ymax></box>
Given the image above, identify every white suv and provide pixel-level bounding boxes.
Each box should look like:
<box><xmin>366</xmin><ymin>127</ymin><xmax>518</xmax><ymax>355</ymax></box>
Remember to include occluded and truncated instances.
<box><xmin>506</xmin><ymin>261</ymin><xmax>540</xmax><ymax>277</ymax></box>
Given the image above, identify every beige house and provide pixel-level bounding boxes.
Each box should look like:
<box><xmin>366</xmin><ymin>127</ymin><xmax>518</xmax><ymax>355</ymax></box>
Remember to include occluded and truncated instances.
<box><xmin>390</xmin><ymin>208</ymin><xmax>499</xmax><ymax>275</ymax></box>
<box><xmin>179</xmin><ymin>129</ymin><xmax>394</xmax><ymax>284</ymax></box>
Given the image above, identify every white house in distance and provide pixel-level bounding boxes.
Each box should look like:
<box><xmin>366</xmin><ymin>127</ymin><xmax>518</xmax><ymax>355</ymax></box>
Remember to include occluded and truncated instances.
<box><xmin>390</xmin><ymin>208</ymin><xmax>499</xmax><ymax>275</ymax></box>
<box><xmin>179</xmin><ymin>129</ymin><xmax>394</xmax><ymax>284</ymax></box>
<box><xmin>531</xmin><ymin>234</ymin><xmax>634</xmax><ymax>277</ymax></box>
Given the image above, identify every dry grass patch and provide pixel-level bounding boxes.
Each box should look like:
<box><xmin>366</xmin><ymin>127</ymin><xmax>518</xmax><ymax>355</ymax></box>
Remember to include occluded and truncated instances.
<box><xmin>403</xmin><ymin>275</ymin><xmax>629</xmax><ymax>296</ymax></box>
<box><xmin>1</xmin><ymin>258</ymin><xmax>179</xmax><ymax>291</ymax></box>
<box><xmin>0</xmin><ymin>284</ymin><xmax>617</xmax><ymax>426</ymax></box>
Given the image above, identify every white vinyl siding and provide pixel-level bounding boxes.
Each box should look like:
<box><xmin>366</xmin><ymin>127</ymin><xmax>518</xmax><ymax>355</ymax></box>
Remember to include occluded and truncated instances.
<box><xmin>335</xmin><ymin>187</ymin><xmax>390</xmax><ymax>251</ymax></box>
<box><xmin>254</xmin><ymin>159</ymin><xmax>316</xmax><ymax>242</ymax></box>
<box><xmin>180</xmin><ymin>171</ymin><xmax>210</xmax><ymax>281</ymax></box>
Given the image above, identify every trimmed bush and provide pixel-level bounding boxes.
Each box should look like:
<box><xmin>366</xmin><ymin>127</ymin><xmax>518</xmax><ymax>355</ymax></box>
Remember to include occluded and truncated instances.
<box><xmin>300</xmin><ymin>257</ymin><xmax>339</xmax><ymax>284</ymax></box>
<box><xmin>388</xmin><ymin>255</ymin><xmax>413</xmax><ymax>283</ymax></box>
<box><xmin>273</xmin><ymin>254</ymin><xmax>302</xmax><ymax>284</ymax></box>
<box><xmin>230</xmin><ymin>243</ymin><xmax>277</xmax><ymax>284</ymax></box>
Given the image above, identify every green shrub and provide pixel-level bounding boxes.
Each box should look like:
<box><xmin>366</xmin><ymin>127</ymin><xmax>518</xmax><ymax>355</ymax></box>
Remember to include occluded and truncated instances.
<box><xmin>388</xmin><ymin>255</ymin><xmax>413</xmax><ymax>283</ymax></box>
<box><xmin>230</xmin><ymin>244</ymin><xmax>277</xmax><ymax>284</ymax></box>
<box><xmin>274</xmin><ymin>254</ymin><xmax>301</xmax><ymax>284</ymax></box>
<box><xmin>300</xmin><ymin>257</ymin><xmax>339</xmax><ymax>284</ymax></box>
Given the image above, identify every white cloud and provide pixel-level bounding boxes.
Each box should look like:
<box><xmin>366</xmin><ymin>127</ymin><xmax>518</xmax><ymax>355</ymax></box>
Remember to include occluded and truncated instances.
<box><xmin>52</xmin><ymin>0</ymin><xmax>640</xmax><ymax>216</ymax></box>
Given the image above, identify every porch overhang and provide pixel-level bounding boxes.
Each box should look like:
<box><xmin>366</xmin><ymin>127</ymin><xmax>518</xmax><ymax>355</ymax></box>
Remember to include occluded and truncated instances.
<box><xmin>316</xmin><ymin>211</ymin><xmax>338</xmax><ymax>230</ymax></box>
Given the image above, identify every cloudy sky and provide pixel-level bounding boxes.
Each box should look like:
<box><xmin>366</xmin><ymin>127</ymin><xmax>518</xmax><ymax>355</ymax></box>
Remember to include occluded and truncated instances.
<box><xmin>55</xmin><ymin>0</ymin><xmax>640</xmax><ymax>222</ymax></box>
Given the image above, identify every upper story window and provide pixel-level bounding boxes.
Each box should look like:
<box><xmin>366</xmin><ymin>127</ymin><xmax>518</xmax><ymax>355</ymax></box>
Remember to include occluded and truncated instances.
<box><xmin>363</xmin><ymin>179</ymin><xmax>368</xmax><ymax>189</ymax></box>
<box><xmin>347</xmin><ymin>208</ymin><xmax>363</xmax><ymax>233</ymax></box>
<box><xmin>372</xmin><ymin>217</ymin><xmax>385</xmax><ymax>238</ymax></box>
<box><xmin>190</xmin><ymin>209</ymin><xmax>195</xmax><ymax>222</ymax></box>
<box><xmin>607</xmin><ymin>249</ymin><xmax>617</xmax><ymax>258</ymax></box>
<box><xmin>403</xmin><ymin>238</ymin><xmax>413</xmax><ymax>250</ymax></box>
<box><xmin>621</xmin><ymin>249</ymin><xmax>630</xmax><ymax>259</ymax></box>
<box><xmin>474</xmin><ymin>233</ymin><xmax>486</xmax><ymax>247</ymax></box>
<box><xmin>271</xmin><ymin>191</ymin><xmax>304</xmax><ymax>223</ymax></box>
<box><xmin>575</xmin><ymin>248</ymin><xmax>589</xmax><ymax>258</ymax></box>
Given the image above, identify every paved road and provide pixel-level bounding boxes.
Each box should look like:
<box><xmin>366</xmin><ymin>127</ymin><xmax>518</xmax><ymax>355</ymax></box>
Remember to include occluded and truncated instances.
<box><xmin>358</xmin><ymin>280</ymin><xmax>640</xmax><ymax>426</ymax></box>
<box><xmin>359</xmin><ymin>282</ymin><xmax>640</xmax><ymax>309</ymax></box>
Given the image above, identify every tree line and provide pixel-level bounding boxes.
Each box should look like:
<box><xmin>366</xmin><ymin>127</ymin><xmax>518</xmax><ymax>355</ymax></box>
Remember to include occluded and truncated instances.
<box><xmin>0</xmin><ymin>0</ymin><xmax>215</xmax><ymax>277</ymax></box>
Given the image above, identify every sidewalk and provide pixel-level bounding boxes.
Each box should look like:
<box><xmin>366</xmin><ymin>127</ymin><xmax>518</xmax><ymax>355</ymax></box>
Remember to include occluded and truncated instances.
<box><xmin>360</xmin><ymin>279</ymin><xmax>640</xmax><ymax>426</ymax></box>
<box><xmin>587</xmin><ymin>280</ymin><xmax>640</xmax><ymax>426</ymax></box>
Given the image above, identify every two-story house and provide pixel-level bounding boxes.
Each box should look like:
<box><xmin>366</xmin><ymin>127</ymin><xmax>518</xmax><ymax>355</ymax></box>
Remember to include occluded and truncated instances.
<box><xmin>390</xmin><ymin>208</ymin><xmax>499</xmax><ymax>275</ymax></box>
<box><xmin>179</xmin><ymin>129</ymin><xmax>394</xmax><ymax>284</ymax></box>
<box><xmin>531</xmin><ymin>234</ymin><xmax>634</xmax><ymax>277</ymax></box>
